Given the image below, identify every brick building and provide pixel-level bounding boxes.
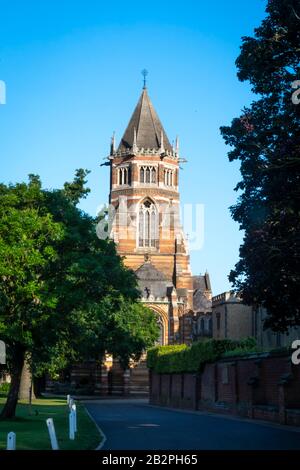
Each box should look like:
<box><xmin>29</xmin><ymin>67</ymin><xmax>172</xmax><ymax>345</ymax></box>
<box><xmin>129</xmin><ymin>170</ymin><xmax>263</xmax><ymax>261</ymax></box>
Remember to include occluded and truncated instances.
<box><xmin>45</xmin><ymin>87</ymin><xmax>299</xmax><ymax>396</ymax></box>
<box><xmin>191</xmin><ymin>272</ymin><xmax>213</xmax><ymax>341</ymax></box>
<box><xmin>212</xmin><ymin>292</ymin><xmax>253</xmax><ymax>341</ymax></box>
<box><xmin>211</xmin><ymin>291</ymin><xmax>300</xmax><ymax>349</ymax></box>
<box><xmin>107</xmin><ymin>85</ymin><xmax>211</xmax><ymax>345</ymax></box>
<box><xmin>51</xmin><ymin>85</ymin><xmax>212</xmax><ymax>396</ymax></box>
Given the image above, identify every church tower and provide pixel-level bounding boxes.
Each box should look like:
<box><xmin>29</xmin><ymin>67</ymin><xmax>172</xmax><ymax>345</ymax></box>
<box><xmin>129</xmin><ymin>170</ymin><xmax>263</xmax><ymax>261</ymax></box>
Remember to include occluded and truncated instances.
<box><xmin>107</xmin><ymin>84</ymin><xmax>194</xmax><ymax>345</ymax></box>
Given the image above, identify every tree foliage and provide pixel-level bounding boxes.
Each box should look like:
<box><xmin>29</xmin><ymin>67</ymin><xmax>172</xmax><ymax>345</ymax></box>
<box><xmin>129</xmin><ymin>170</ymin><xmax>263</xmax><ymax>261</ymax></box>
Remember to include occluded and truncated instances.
<box><xmin>220</xmin><ymin>0</ymin><xmax>300</xmax><ymax>331</ymax></box>
<box><xmin>0</xmin><ymin>172</ymin><xmax>159</xmax><ymax>418</ymax></box>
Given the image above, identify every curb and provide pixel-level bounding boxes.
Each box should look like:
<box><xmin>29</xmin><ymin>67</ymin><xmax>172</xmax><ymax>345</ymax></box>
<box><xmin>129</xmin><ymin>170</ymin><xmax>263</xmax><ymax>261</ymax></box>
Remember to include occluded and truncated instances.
<box><xmin>84</xmin><ymin>406</ymin><xmax>107</xmax><ymax>450</ymax></box>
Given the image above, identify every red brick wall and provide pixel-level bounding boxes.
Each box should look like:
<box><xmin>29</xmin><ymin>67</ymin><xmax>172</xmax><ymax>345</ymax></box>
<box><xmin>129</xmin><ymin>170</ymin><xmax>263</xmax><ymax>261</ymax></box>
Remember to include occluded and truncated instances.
<box><xmin>150</xmin><ymin>372</ymin><xmax>160</xmax><ymax>404</ymax></box>
<box><xmin>182</xmin><ymin>373</ymin><xmax>196</xmax><ymax>409</ymax></box>
<box><xmin>149</xmin><ymin>353</ymin><xmax>300</xmax><ymax>426</ymax></box>
<box><xmin>170</xmin><ymin>374</ymin><xmax>182</xmax><ymax>408</ymax></box>
<box><xmin>287</xmin><ymin>365</ymin><xmax>300</xmax><ymax>408</ymax></box>
<box><xmin>258</xmin><ymin>357</ymin><xmax>289</xmax><ymax>406</ymax></box>
<box><xmin>217</xmin><ymin>363</ymin><xmax>236</xmax><ymax>404</ymax></box>
<box><xmin>160</xmin><ymin>374</ymin><xmax>171</xmax><ymax>406</ymax></box>
<box><xmin>236</xmin><ymin>360</ymin><xmax>257</xmax><ymax>403</ymax></box>
<box><xmin>200</xmin><ymin>364</ymin><xmax>216</xmax><ymax>405</ymax></box>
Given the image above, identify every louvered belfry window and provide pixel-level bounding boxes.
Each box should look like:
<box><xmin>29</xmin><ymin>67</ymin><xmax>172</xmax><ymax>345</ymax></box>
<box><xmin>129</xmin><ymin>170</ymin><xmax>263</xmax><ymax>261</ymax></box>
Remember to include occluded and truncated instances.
<box><xmin>140</xmin><ymin>166</ymin><xmax>157</xmax><ymax>184</ymax></box>
<box><xmin>164</xmin><ymin>168</ymin><xmax>173</xmax><ymax>186</ymax></box>
<box><xmin>118</xmin><ymin>166</ymin><xmax>131</xmax><ymax>185</ymax></box>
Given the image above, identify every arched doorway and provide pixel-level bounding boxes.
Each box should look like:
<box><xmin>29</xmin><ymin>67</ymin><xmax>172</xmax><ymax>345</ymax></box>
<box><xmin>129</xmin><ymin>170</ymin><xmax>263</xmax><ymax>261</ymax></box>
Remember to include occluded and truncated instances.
<box><xmin>147</xmin><ymin>305</ymin><xmax>169</xmax><ymax>346</ymax></box>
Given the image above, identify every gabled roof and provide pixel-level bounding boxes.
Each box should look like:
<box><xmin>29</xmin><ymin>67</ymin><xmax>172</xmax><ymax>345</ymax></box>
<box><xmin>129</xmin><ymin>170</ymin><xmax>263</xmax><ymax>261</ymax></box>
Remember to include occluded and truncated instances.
<box><xmin>192</xmin><ymin>272</ymin><xmax>212</xmax><ymax>292</ymax></box>
<box><xmin>135</xmin><ymin>262</ymin><xmax>167</xmax><ymax>281</ymax></box>
<box><xmin>135</xmin><ymin>262</ymin><xmax>173</xmax><ymax>299</ymax></box>
<box><xmin>193</xmin><ymin>291</ymin><xmax>212</xmax><ymax>313</ymax></box>
<box><xmin>117</xmin><ymin>88</ymin><xmax>172</xmax><ymax>153</ymax></box>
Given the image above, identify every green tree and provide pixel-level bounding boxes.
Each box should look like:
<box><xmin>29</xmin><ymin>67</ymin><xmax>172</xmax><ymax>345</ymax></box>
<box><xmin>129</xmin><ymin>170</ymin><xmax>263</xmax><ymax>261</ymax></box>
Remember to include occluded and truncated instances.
<box><xmin>0</xmin><ymin>173</ymin><xmax>159</xmax><ymax>419</ymax></box>
<box><xmin>220</xmin><ymin>0</ymin><xmax>300</xmax><ymax>331</ymax></box>
<box><xmin>63</xmin><ymin>168</ymin><xmax>91</xmax><ymax>204</ymax></box>
<box><xmin>0</xmin><ymin>176</ymin><xmax>64</xmax><ymax>418</ymax></box>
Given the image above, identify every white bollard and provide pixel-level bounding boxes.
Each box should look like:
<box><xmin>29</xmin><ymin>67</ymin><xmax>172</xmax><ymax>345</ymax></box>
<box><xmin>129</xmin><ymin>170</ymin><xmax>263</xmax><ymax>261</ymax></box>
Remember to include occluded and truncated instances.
<box><xmin>6</xmin><ymin>432</ymin><xmax>16</xmax><ymax>450</ymax></box>
<box><xmin>71</xmin><ymin>403</ymin><xmax>77</xmax><ymax>433</ymax></box>
<box><xmin>46</xmin><ymin>418</ymin><xmax>59</xmax><ymax>450</ymax></box>
<box><xmin>69</xmin><ymin>410</ymin><xmax>75</xmax><ymax>440</ymax></box>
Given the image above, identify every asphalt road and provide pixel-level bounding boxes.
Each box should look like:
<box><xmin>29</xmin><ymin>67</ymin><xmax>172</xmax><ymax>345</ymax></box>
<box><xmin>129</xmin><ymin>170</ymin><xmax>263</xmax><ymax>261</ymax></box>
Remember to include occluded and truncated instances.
<box><xmin>85</xmin><ymin>399</ymin><xmax>300</xmax><ymax>450</ymax></box>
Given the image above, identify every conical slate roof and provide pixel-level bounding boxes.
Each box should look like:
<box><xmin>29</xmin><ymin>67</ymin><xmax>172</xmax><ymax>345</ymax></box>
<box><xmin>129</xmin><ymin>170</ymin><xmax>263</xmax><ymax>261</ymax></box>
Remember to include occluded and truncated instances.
<box><xmin>117</xmin><ymin>88</ymin><xmax>172</xmax><ymax>153</ymax></box>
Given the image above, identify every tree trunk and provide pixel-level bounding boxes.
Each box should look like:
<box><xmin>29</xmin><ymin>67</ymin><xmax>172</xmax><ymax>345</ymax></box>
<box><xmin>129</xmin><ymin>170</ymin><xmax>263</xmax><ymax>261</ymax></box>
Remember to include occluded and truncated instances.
<box><xmin>0</xmin><ymin>346</ymin><xmax>25</xmax><ymax>420</ymax></box>
<box><xmin>19</xmin><ymin>360</ymin><xmax>35</xmax><ymax>401</ymax></box>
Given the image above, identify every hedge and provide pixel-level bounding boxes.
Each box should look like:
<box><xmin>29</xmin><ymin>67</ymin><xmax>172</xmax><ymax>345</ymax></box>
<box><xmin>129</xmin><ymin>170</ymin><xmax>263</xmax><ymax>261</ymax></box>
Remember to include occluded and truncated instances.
<box><xmin>147</xmin><ymin>337</ymin><xmax>257</xmax><ymax>374</ymax></box>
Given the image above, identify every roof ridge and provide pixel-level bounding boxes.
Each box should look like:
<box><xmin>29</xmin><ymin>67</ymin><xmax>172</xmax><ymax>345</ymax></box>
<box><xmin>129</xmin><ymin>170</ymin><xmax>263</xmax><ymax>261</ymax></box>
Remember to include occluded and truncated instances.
<box><xmin>135</xmin><ymin>89</ymin><xmax>144</xmax><ymax>140</ymax></box>
<box><xmin>145</xmin><ymin>89</ymin><xmax>159</xmax><ymax>148</ymax></box>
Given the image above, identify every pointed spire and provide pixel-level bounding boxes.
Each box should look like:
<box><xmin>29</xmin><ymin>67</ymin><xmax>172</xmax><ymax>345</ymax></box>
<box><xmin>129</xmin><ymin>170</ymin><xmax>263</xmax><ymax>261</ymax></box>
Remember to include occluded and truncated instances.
<box><xmin>117</xmin><ymin>88</ymin><xmax>172</xmax><ymax>154</ymax></box>
<box><xmin>110</xmin><ymin>131</ymin><xmax>116</xmax><ymax>156</ymax></box>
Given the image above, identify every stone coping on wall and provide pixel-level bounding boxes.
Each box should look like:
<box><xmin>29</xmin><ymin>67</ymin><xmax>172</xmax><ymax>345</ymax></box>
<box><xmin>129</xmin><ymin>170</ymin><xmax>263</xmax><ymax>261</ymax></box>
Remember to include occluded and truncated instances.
<box><xmin>218</xmin><ymin>350</ymin><xmax>291</xmax><ymax>363</ymax></box>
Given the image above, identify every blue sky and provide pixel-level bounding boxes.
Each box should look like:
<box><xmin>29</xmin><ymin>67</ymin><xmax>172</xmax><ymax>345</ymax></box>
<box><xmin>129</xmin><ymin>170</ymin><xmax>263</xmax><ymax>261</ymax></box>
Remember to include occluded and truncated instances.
<box><xmin>0</xmin><ymin>0</ymin><xmax>267</xmax><ymax>294</ymax></box>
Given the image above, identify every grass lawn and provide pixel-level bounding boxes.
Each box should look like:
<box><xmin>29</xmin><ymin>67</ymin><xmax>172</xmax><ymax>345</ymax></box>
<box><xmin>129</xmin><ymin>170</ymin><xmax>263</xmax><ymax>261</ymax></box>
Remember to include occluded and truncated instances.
<box><xmin>0</xmin><ymin>395</ymin><xmax>101</xmax><ymax>450</ymax></box>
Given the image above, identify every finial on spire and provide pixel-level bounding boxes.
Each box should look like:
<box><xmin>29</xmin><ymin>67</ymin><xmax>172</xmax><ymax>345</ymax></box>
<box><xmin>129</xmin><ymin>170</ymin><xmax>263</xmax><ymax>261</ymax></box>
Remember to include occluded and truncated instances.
<box><xmin>141</xmin><ymin>69</ymin><xmax>148</xmax><ymax>89</ymax></box>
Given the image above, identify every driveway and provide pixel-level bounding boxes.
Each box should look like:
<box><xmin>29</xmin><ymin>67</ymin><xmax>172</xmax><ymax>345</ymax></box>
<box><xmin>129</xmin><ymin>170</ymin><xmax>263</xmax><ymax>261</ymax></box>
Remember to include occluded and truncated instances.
<box><xmin>84</xmin><ymin>399</ymin><xmax>300</xmax><ymax>450</ymax></box>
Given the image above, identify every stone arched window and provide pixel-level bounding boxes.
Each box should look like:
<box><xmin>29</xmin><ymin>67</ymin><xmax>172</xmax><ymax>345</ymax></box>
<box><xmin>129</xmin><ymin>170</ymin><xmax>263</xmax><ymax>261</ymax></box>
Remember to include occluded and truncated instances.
<box><xmin>138</xmin><ymin>199</ymin><xmax>158</xmax><ymax>248</ymax></box>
